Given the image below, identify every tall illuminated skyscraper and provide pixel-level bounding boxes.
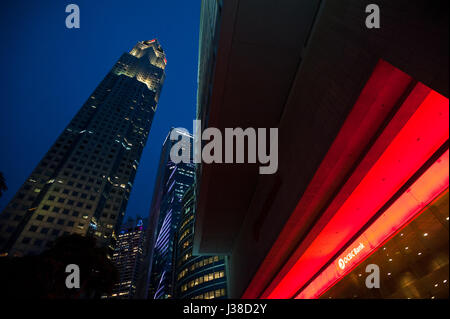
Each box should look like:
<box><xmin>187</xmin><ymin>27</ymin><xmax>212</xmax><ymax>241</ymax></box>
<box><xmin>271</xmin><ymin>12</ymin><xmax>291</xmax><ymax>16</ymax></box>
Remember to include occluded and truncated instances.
<box><xmin>110</xmin><ymin>218</ymin><xmax>146</xmax><ymax>299</ymax></box>
<box><xmin>0</xmin><ymin>40</ymin><xmax>166</xmax><ymax>256</ymax></box>
<box><xmin>139</xmin><ymin>128</ymin><xmax>195</xmax><ymax>299</ymax></box>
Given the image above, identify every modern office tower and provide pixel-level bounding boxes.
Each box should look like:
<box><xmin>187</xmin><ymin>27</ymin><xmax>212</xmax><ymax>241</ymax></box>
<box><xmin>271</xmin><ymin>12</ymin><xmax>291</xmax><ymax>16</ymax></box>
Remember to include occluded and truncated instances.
<box><xmin>0</xmin><ymin>40</ymin><xmax>166</xmax><ymax>257</ymax></box>
<box><xmin>109</xmin><ymin>218</ymin><xmax>146</xmax><ymax>299</ymax></box>
<box><xmin>140</xmin><ymin>128</ymin><xmax>195</xmax><ymax>299</ymax></box>
<box><xmin>175</xmin><ymin>186</ymin><xmax>227</xmax><ymax>299</ymax></box>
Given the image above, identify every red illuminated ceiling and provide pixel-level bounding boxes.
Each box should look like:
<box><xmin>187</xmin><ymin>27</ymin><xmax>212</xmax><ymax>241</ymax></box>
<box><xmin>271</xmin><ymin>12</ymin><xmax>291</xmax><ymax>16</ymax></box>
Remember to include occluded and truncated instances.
<box><xmin>297</xmin><ymin>151</ymin><xmax>449</xmax><ymax>299</ymax></box>
<box><xmin>242</xmin><ymin>60</ymin><xmax>449</xmax><ymax>299</ymax></box>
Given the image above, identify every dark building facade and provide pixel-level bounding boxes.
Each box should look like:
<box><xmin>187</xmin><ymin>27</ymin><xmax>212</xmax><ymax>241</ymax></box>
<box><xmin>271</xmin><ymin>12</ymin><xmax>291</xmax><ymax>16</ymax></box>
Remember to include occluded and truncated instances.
<box><xmin>194</xmin><ymin>0</ymin><xmax>449</xmax><ymax>299</ymax></box>
<box><xmin>142</xmin><ymin>128</ymin><xmax>196</xmax><ymax>299</ymax></box>
<box><xmin>0</xmin><ymin>40</ymin><xmax>166</xmax><ymax>256</ymax></box>
<box><xmin>175</xmin><ymin>186</ymin><xmax>227</xmax><ymax>299</ymax></box>
<box><xmin>110</xmin><ymin>219</ymin><xmax>146</xmax><ymax>299</ymax></box>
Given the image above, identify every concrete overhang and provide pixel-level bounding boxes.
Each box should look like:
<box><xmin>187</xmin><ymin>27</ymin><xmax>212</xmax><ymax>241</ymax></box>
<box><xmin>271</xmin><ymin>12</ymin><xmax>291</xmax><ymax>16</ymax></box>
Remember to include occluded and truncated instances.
<box><xmin>193</xmin><ymin>0</ymin><xmax>449</xmax><ymax>298</ymax></box>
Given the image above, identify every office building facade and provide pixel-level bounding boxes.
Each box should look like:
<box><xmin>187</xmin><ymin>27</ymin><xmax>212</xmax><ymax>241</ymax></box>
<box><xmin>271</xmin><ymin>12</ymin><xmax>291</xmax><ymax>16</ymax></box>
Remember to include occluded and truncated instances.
<box><xmin>0</xmin><ymin>40</ymin><xmax>166</xmax><ymax>256</ymax></box>
<box><xmin>175</xmin><ymin>186</ymin><xmax>227</xmax><ymax>299</ymax></box>
<box><xmin>145</xmin><ymin>128</ymin><xmax>196</xmax><ymax>299</ymax></box>
<box><xmin>110</xmin><ymin>219</ymin><xmax>146</xmax><ymax>299</ymax></box>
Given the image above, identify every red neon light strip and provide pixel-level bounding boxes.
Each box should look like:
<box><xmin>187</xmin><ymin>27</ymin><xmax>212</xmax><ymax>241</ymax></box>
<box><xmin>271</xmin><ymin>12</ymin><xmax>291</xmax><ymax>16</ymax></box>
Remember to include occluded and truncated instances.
<box><xmin>296</xmin><ymin>150</ymin><xmax>449</xmax><ymax>298</ymax></box>
<box><xmin>244</xmin><ymin>60</ymin><xmax>416</xmax><ymax>299</ymax></box>
<box><xmin>265</xmin><ymin>90</ymin><xmax>449</xmax><ymax>298</ymax></box>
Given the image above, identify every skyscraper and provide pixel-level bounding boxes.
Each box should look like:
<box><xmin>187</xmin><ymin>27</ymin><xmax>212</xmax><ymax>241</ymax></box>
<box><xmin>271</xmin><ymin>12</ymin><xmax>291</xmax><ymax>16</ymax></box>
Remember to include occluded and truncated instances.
<box><xmin>140</xmin><ymin>128</ymin><xmax>195</xmax><ymax>299</ymax></box>
<box><xmin>0</xmin><ymin>40</ymin><xmax>166</xmax><ymax>257</ymax></box>
<box><xmin>109</xmin><ymin>218</ymin><xmax>146</xmax><ymax>299</ymax></box>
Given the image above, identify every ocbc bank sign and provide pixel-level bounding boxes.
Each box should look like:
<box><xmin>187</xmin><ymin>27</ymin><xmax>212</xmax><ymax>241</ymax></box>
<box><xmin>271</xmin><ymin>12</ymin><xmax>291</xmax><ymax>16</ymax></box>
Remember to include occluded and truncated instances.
<box><xmin>337</xmin><ymin>242</ymin><xmax>365</xmax><ymax>270</ymax></box>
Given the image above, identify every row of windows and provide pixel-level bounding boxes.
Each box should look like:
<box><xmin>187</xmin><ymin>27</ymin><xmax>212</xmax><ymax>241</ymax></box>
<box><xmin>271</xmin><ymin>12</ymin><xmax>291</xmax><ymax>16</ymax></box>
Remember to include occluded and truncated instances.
<box><xmin>178</xmin><ymin>256</ymin><xmax>222</xmax><ymax>280</ymax></box>
<box><xmin>179</xmin><ymin>214</ymin><xmax>194</xmax><ymax>232</ymax></box>
<box><xmin>26</xmin><ymin>177</ymin><xmax>101</xmax><ymax>192</ymax></box>
<box><xmin>180</xmin><ymin>271</ymin><xmax>225</xmax><ymax>292</ymax></box>
<box><xmin>50</xmin><ymin>183</ymin><xmax>123</xmax><ymax>204</ymax></box>
<box><xmin>41</xmin><ymin>202</ymin><xmax>116</xmax><ymax>221</ymax></box>
<box><xmin>61</xmin><ymin>163</ymin><xmax>133</xmax><ymax>177</ymax></box>
<box><xmin>25</xmin><ymin>176</ymin><xmax>101</xmax><ymax>195</ymax></box>
<box><xmin>191</xmin><ymin>288</ymin><xmax>226</xmax><ymax>300</ymax></box>
<box><xmin>179</xmin><ymin>228</ymin><xmax>191</xmax><ymax>243</ymax></box>
<box><xmin>48</xmin><ymin>192</ymin><xmax>96</xmax><ymax>201</ymax></box>
<box><xmin>37</xmin><ymin>210</ymin><xmax>86</xmax><ymax>219</ymax></box>
<box><xmin>20</xmin><ymin>229</ymin><xmax>72</xmax><ymax>246</ymax></box>
<box><xmin>29</xmin><ymin>218</ymin><xmax>78</xmax><ymax>229</ymax></box>
<box><xmin>69</xmin><ymin>151</ymin><xmax>114</xmax><ymax>166</ymax></box>
<box><xmin>42</xmin><ymin>200</ymin><xmax>93</xmax><ymax>211</ymax></box>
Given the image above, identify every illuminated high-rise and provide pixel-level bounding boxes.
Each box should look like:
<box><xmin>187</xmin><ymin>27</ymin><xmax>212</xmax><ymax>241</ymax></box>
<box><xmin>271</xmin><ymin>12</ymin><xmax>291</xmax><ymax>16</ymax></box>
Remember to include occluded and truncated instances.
<box><xmin>175</xmin><ymin>186</ymin><xmax>227</xmax><ymax>299</ymax></box>
<box><xmin>140</xmin><ymin>128</ymin><xmax>196</xmax><ymax>299</ymax></box>
<box><xmin>0</xmin><ymin>40</ymin><xmax>166</xmax><ymax>256</ymax></box>
<box><xmin>110</xmin><ymin>218</ymin><xmax>146</xmax><ymax>299</ymax></box>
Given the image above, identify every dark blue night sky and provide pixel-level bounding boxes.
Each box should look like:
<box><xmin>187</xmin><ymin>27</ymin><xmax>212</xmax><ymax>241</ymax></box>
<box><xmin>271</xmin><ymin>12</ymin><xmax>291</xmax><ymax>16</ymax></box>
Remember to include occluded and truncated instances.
<box><xmin>0</xmin><ymin>1</ymin><xmax>200</xmax><ymax>219</ymax></box>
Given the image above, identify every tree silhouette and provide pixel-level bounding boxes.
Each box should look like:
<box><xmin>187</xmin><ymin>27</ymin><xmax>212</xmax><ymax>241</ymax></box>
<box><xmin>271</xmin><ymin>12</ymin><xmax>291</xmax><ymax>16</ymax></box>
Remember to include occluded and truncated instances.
<box><xmin>0</xmin><ymin>234</ymin><xmax>118</xmax><ymax>299</ymax></box>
